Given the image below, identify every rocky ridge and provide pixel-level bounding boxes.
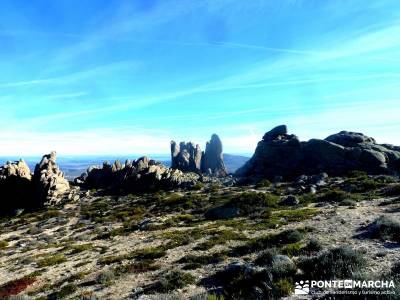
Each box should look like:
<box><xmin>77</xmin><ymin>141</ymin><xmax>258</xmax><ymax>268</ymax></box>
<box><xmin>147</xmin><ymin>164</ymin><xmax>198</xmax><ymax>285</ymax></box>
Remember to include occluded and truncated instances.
<box><xmin>0</xmin><ymin>152</ymin><xmax>70</xmax><ymax>214</ymax></box>
<box><xmin>237</xmin><ymin>125</ymin><xmax>400</xmax><ymax>180</ymax></box>
<box><xmin>75</xmin><ymin>156</ymin><xmax>199</xmax><ymax>193</ymax></box>
<box><xmin>171</xmin><ymin>134</ymin><xmax>227</xmax><ymax>176</ymax></box>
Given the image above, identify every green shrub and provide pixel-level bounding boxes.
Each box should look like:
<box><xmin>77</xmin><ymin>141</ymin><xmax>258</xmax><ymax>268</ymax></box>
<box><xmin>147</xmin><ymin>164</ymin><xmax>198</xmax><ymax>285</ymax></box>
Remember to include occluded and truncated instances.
<box><xmin>231</xmin><ymin>229</ymin><xmax>304</xmax><ymax>256</ymax></box>
<box><xmin>96</xmin><ymin>270</ymin><xmax>115</xmax><ymax>285</ymax></box>
<box><xmin>318</xmin><ymin>189</ymin><xmax>350</xmax><ymax>202</ymax></box>
<box><xmin>302</xmin><ymin>238</ymin><xmax>323</xmax><ymax>254</ymax></box>
<box><xmin>195</xmin><ymin>230</ymin><xmax>246</xmax><ymax>251</ymax></box>
<box><xmin>255</xmin><ymin>179</ymin><xmax>272</xmax><ymax>189</ymax></box>
<box><xmin>298</xmin><ymin>246</ymin><xmax>366</xmax><ymax>279</ymax></box>
<box><xmin>69</xmin><ymin>243</ymin><xmax>93</xmax><ymax>254</ymax></box>
<box><xmin>339</xmin><ymin>199</ymin><xmax>357</xmax><ymax>207</ymax></box>
<box><xmin>254</xmin><ymin>248</ymin><xmax>279</xmax><ymax>266</ymax></box>
<box><xmin>277</xmin><ymin>229</ymin><xmax>304</xmax><ymax>244</ymax></box>
<box><xmin>369</xmin><ymin>216</ymin><xmax>400</xmax><ymax>242</ymax></box>
<box><xmin>132</xmin><ymin>246</ymin><xmax>167</xmax><ymax>260</ymax></box>
<box><xmin>37</xmin><ymin>253</ymin><xmax>66</xmax><ymax>267</ymax></box>
<box><xmin>192</xmin><ymin>182</ymin><xmax>205</xmax><ymax>190</ymax></box>
<box><xmin>152</xmin><ymin>270</ymin><xmax>196</xmax><ymax>292</ymax></box>
<box><xmin>274</xmin><ymin>278</ymin><xmax>294</xmax><ymax>297</ymax></box>
<box><xmin>0</xmin><ymin>240</ymin><xmax>9</xmax><ymax>249</ymax></box>
<box><xmin>57</xmin><ymin>283</ymin><xmax>77</xmax><ymax>298</ymax></box>
<box><xmin>114</xmin><ymin>260</ymin><xmax>159</xmax><ymax>275</ymax></box>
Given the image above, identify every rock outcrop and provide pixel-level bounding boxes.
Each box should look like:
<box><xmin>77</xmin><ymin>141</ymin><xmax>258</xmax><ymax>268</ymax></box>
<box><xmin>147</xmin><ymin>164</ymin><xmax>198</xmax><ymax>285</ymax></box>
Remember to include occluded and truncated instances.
<box><xmin>171</xmin><ymin>142</ymin><xmax>202</xmax><ymax>173</ymax></box>
<box><xmin>33</xmin><ymin>151</ymin><xmax>70</xmax><ymax>205</ymax></box>
<box><xmin>202</xmin><ymin>134</ymin><xmax>227</xmax><ymax>176</ymax></box>
<box><xmin>236</xmin><ymin>125</ymin><xmax>400</xmax><ymax>180</ymax></box>
<box><xmin>75</xmin><ymin>156</ymin><xmax>199</xmax><ymax>193</ymax></box>
<box><xmin>0</xmin><ymin>160</ymin><xmax>34</xmax><ymax>213</ymax></box>
<box><xmin>170</xmin><ymin>134</ymin><xmax>227</xmax><ymax>176</ymax></box>
<box><xmin>0</xmin><ymin>152</ymin><xmax>70</xmax><ymax>213</ymax></box>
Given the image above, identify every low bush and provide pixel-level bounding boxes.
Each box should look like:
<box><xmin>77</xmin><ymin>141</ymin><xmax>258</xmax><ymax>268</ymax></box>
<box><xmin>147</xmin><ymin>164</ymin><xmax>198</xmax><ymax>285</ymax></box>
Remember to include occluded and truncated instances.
<box><xmin>255</xmin><ymin>179</ymin><xmax>272</xmax><ymax>189</ymax></box>
<box><xmin>56</xmin><ymin>283</ymin><xmax>77</xmax><ymax>298</ymax></box>
<box><xmin>152</xmin><ymin>270</ymin><xmax>196</xmax><ymax>293</ymax></box>
<box><xmin>96</xmin><ymin>270</ymin><xmax>115</xmax><ymax>286</ymax></box>
<box><xmin>0</xmin><ymin>240</ymin><xmax>9</xmax><ymax>249</ymax></box>
<box><xmin>37</xmin><ymin>253</ymin><xmax>66</xmax><ymax>267</ymax></box>
<box><xmin>369</xmin><ymin>216</ymin><xmax>400</xmax><ymax>243</ymax></box>
<box><xmin>202</xmin><ymin>262</ymin><xmax>294</xmax><ymax>299</ymax></box>
<box><xmin>231</xmin><ymin>229</ymin><xmax>304</xmax><ymax>256</ymax></box>
<box><xmin>298</xmin><ymin>246</ymin><xmax>366</xmax><ymax>279</ymax></box>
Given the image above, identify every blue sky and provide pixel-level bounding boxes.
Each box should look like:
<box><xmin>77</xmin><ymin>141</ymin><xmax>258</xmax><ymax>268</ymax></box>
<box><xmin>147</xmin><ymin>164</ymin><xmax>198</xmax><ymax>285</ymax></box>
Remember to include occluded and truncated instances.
<box><xmin>1</xmin><ymin>0</ymin><xmax>400</xmax><ymax>155</ymax></box>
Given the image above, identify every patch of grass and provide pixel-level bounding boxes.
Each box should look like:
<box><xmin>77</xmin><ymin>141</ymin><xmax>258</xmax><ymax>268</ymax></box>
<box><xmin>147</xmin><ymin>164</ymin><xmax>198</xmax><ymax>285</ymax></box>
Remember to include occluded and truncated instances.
<box><xmin>202</xmin><ymin>262</ymin><xmax>294</xmax><ymax>299</ymax></box>
<box><xmin>69</xmin><ymin>243</ymin><xmax>93</xmax><ymax>254</ymax></box>
<box><xmin>96</xmin><ymin>270</ymin><xmax>115</xmax><ymax>286</ymax></box>
<box><xmin>230</xmin><ymin>229</ymin><xmax>305</xmax><ymax>256</ymax></box>
<box><xmin>318</xmin><ymin>189</ymin><xmax>356</xmax><ymax>203</ymax></box>
<box><xmin>192</xmin><ymin>182</ymin><xmax>205</xmax><ymax>190</ymax></box>
<box><xmin>302</xmin><ymin>238</ymin><xmax>323</xmax><ymax>255</ymax></box>
<box><xmin>163</xmin><ymin>228</ymin><xmax>203</xmax><ymax>248</ymax></box>
<box><xmin>339</xmin><ymin>199</ymin><xmax>357</xmax><ymax>207</ymax></box>
<box><xmin>178</xmin><ymin>251</ymin><xmax>227</xmax><ymax>266</ymax></box>
<box><xmin>281</xmin><ymin>242</ymin><xmax>304</xmax><ymax>256</ymax></box>
<box><xmin>55</xmin><ymin>283</ymin><xmax>77</xmax><ymax>299</ymax></box>
<box><xmin>274</xmin><ymin>279</ymin><xmax>294</xmax><ymax>297</ymax></box>
<box><xmin>369</xmin><ymin>216</ymin><xmax>400</xmax><ymax>243</ymax></box>
<box><xmin>114</xmin><ymin>260</ymin><xmax>160</xmax><ymax>275</ymax></box>
<box><xmin>254</xmin><ymin>248</ymin><xmax>279</xmax><ymax>266</ymax></box>
<box><xmin>37</xmin><ymin>253</ymin><xmax>66</xmax><ymax>267</ymax></box>
<box><xmin>152</xmin><ymin>270</ymin><xmax>196</xmax><ymax>293</ymax></box>
<box><xmin>299</xmin><ymin>193</ymin><xmax>318</xmax><ymax>204</ymax></box>
<box><xmin>0</xmin><ymin>240</ymin><xmax>9</xmax><ymax>249</ymax></box>
<box><xmin>195</xmin><ymin>229</ymin><xmax>247</xmax><ymax>251</ymax></box>
<box><xmin>131</xmin><ymin>245</ymin><xmax>167</xmax><ymax>260</ymax></box>
<box><xmin>98</xmin><ymin>254</ymin><xmax>127</xmax><ymax>265</ymax></box>
<box><xmin>255</xmin><ymin>179</ymin><xmax>272</xmax><ymax>189</ymax></box>
<box><xmin>344</xmin><ymin>175</ymin><xmax>389</xmax><ymax>193</ymax></box>
<box><xmin>298</xmin><ymin>246</ymin><xmax>366</xmax><ymax>279</ymax></box>
<box><xmin>205</xmin><ymin>192</ymin><xmax>279</xmax><ymax>220</ymax></box>
<box><xmin>274</xmin><ymin>208</ymin><xmax>319</xmax><ymax>222</ymax></box>
<box><xmin>228</xmin><ymin>192</ymin><xmax>279</xmax><ymax>212</ymax></box>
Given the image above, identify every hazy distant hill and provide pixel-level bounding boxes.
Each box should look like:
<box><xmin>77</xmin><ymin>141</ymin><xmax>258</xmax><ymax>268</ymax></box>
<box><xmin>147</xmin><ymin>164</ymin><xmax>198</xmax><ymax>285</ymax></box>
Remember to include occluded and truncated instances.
<box><xmin>0</xmin><ymin>153</ymin><xmax>249</xmax><ymax>180</ymax></box>
<box><xmin>222</xmin><ymin>153</ymin><xmax>250</xmax><ymax>173</ymax></box>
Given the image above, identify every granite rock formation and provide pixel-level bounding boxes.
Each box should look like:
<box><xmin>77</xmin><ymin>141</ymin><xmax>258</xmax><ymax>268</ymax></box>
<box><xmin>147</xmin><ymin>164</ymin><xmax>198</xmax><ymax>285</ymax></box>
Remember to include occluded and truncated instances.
<box><xmin>202</xmin><ymin>134</ymin><xmax>227</xmax><ymax>176</ymax></box>
<box><xmin>33</xmin><ymin>151</ymin><xmax>70</xmax><ymax>205</ymax></box>
<box><xmin>236</xmin><ymin>125</ymin><xmax>400</xmax><ymax>180</ymax></box>
<box><xmin>0</xmin><ymin>152</ymin><xmax>70</xmax><ymax>213</ymax></box>
<box><xmin>0</xmin><ymin>160</ymin><xmax>34</xmax><ymax>213</ymax></box>
<box><xmin>171</xmin><ymin>134</ymin><xmax>227</xmax><ymax>176</ymax></box>
<box><xmin>75</xmin><ymin>156</ymin><xmax>199</xmax><ymax>193</ymax></box>
<box><xmin>171</xmin><ymin>141</ymin><xmax>202</xmax><ymax>173</ymax></box>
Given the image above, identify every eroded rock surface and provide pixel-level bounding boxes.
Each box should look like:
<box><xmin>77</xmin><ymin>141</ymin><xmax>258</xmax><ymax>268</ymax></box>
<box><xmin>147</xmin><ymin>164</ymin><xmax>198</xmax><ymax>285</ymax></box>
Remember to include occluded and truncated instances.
<box><xmin>33</xmin><ymin>151</ymin><xmax>70</xmax><ymax>205</ymax></box>
<box><xmin>236</xmin><ymin>125</ymin><xmax>400</xmax><ymax>180</ymax></box>
<box><xmin>171</xmin><ymin>134</ymin><xmax>227</xmax><ymax>176</ymax></box>
<box><xmin>75</xmin><ymin>156</ymin><xmax>199</xmax><ymax>193</ymax></box>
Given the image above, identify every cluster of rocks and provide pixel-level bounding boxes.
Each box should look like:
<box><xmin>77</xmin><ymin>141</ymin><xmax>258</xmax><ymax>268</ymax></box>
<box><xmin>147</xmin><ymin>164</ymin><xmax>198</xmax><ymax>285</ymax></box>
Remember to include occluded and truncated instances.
<box><xmin>171</xmin><ymin>134</ymin><xmax>227</xmax><ymax>176</ymax></box>
<box><xmin>236</xmin><ymin>125</ymin><xmax>400</xmax><ymax>180</ymax></box>
<box><xmin>75</xmin><ymin>156</ymin><xmax>199</xmax><ymax>193</ymax></box>
<box><xmin>0</xmin><ymin>152</ymin><xmax>70</xmax><ymax>213</ymax></box>
<box><xmin>33</xmin><ymin>152</ymin><xmax>70</xmax><ymax>205</ymax></box>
